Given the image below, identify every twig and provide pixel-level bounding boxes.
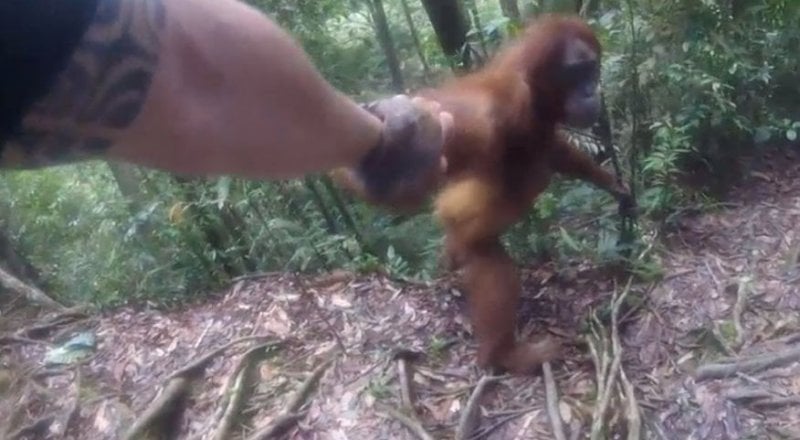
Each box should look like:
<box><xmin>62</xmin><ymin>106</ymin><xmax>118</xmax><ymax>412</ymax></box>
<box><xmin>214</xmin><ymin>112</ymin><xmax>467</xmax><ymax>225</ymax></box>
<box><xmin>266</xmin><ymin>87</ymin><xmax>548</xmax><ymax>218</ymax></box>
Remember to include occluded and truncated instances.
<box><xmin>0</xmin><ymin>334</ymin><xmax>54</xmax><ymax>347</ymax></box>
<box><xmin>232</xmin><ymin>271</ymin><xmax>280</xmax><ymax>282</ymax></box>
<box><xmin>245</xmin><ymin>358</ymin><xmax>334</xmax><ymax>440</ymax></box>
<box><xmin>456</xmin><ymin>374</ymin><xmax>505</xmax><ymax>440</ymax></box>
<box><xmin>695</xmin><ymin>346</ymin><xmax>800</xmax><ymax>381</ymax></box>
<box><xmin>380</xmin><ymin>405</ymin><xmax>435</xmax><ymax>440</ymax></box>
<box><xmin>212</xmin><ymin>343</ymin><xmax>276</xmax><ymax>440</ymax></box>
<box><xmin>733</xmin><ymin>279</ymin><xmax>749</xmax><ymax>349</ymax></box>
<box><xmin>590</xmin><ymin>280</ymin><xmax>633</xmax><ymax>440</ymax></box>
<box><xmin>543</xmin><ymin>362</ymin><xmax>567</xmax><ymax>440</ymax></box>
<box><xmin>750</xmin><ymin>395</ymin><xmax>800</xmax><ymax>409</ymax></box>
<box><xmin>703</xmin><ymin>260</ymin><xmax>722</xmax><ymax>293</ymax></box>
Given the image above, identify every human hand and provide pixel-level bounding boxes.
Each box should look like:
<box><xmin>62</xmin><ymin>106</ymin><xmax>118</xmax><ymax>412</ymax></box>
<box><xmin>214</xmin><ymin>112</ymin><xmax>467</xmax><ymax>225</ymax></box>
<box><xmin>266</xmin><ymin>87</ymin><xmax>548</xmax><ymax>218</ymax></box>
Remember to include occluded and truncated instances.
<box><xmin>354</xmin><ymin>95</ymin><xmax>453</xmax><ymax>209</ymax></box>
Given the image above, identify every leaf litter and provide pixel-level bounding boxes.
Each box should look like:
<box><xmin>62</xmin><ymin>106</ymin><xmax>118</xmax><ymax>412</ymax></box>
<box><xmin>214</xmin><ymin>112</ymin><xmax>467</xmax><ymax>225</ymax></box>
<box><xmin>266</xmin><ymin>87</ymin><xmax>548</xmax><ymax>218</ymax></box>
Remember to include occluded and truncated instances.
<box><xmin>4</xmin><ymin>148</ymin><xmax>800</xmax><ymax>438</ymax></box>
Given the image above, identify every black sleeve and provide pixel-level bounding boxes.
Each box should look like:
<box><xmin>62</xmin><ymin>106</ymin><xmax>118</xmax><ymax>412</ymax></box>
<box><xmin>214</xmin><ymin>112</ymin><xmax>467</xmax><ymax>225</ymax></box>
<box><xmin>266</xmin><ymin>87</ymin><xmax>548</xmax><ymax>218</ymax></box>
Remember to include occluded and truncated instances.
<box><xmin>0</xmin><ymin>0</ymin><xmax>100</xmax><ymax>145</ymax></box>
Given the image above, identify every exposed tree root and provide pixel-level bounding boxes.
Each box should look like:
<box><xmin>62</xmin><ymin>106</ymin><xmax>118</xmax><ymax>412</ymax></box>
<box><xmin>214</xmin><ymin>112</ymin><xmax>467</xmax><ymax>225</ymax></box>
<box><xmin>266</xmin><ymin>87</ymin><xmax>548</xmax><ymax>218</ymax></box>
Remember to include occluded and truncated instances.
<box><xmin>18</xmin><ymin>307</ymin><xmax>88</xmax><ymax>339</ymax></box>
<box><xmin>456</xmin><ymin>374</ymin><xmax>505</xmax><ymax>440</ymax></box>
<box><xmin>394</xmin><ymin>349</ymin><xmax>422</xmax><ymax>410</ymax></box>
<box><xmin>245</xmin><ymin>357</ymin><xmax>333</xmax><ymax>440</ymax></box>
<box><xmin>543</xmin><ymin>362</ymin><xmax>567</xmax><ymax>440</ymax></box>
<box><xmin>0</xmin><ymin>264</ymin><xmax>64</xmax><ymax>310</ymax></box>
<box><xmin>379</xmin><ymin>349</ymin><xmax>433</xmax><ymax>440</ymax></box>
<box><xmin>122</xmin><ymin>335</ymin><xmax>276</xmax><ymax>440</ymax></box>
<box><xmin>696</xmin><ymin>346</ymin><xmax>800</xmax><ymax>381</ymax></box>
<box><xmin>212</xmin><ymin>343</ymin><xmax>277</xmax><ymax>440</ymax></box>
<box><xmin>619</xmin><ymin>367</ymin><xmax>641</xmax><ymax>440</ymax></box>
<box><xmin>589</xmin><ymin>279</ymin><xmax>639</xmax><ymax>440</ymax></box>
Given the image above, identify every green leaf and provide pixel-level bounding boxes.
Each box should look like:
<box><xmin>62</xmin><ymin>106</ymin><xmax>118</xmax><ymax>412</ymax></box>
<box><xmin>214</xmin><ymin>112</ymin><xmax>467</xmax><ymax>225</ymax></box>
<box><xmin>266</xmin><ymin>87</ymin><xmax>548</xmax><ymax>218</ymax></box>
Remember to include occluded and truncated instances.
<box><xmin>753</xmin><ymin>127</ymin><xmax>772</xmax><ymax>144</ymax></box>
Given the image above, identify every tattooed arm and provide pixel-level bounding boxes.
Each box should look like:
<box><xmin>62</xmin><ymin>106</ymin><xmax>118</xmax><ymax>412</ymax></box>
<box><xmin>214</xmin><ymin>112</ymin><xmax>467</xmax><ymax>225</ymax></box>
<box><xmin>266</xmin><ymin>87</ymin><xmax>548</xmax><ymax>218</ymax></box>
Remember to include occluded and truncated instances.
<box><xmin>0</xmin><ymin>0</ymin><xmax>450</xmax><ymax>200</ymax></box>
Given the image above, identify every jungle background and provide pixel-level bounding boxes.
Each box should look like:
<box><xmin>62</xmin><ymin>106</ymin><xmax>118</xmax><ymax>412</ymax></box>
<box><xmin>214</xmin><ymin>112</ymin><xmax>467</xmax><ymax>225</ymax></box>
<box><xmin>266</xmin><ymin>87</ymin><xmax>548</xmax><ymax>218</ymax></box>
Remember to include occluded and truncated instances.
<box><xmin>4</xmin><ymin>1</ymin><xmax>800</xmax><ymax>439</ymax></box>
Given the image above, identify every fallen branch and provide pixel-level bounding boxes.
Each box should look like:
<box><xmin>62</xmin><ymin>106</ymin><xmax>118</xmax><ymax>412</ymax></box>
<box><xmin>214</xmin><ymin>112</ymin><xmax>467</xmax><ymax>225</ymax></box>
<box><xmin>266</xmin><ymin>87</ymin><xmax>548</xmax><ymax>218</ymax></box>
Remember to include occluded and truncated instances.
<box><xmin>123</xmin><ymin>335</ymin><xmax>276</xmax><ymax>440</ymax></box>
<box><xmin>0</xmin><ymin>264</ymin><xmax>64</xmax><ymax>310</ymax></box>
<box><xmin>543</xmin><ymin>362</ymin><xmax>567</xmax><ymax>440</ymax></box>
<box><xmin>695</xmin><ymin>346</ymin><xmax>800</xmax><ymax>381</ymax></box>
<box><xmin>380</xmin><ymin>405</ymin><xmax>435</xmax><ymax>440</ymax></box>
<box><xmin>456</xmin><ymin>374</ymin><xmax>505</xmax><ymax>440</ymax></box>
<box><xmin>212</xmin><ymin>343</ymin><xmax>276</xmax><ymax>440</ymax></box>
<box><xmin>245</xmin><ymin>358</ymin><xmax>334</xmax><ymax>440</ymax></box>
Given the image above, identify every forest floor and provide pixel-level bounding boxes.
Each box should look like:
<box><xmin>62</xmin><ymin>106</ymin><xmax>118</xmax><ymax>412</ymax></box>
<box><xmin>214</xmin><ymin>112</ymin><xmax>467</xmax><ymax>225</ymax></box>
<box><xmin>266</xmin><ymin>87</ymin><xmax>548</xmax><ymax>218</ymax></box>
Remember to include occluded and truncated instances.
<box><xmin>4</xmin><ymin>146</ymin><xmax>800</xmax><ymax>440</ymax></box>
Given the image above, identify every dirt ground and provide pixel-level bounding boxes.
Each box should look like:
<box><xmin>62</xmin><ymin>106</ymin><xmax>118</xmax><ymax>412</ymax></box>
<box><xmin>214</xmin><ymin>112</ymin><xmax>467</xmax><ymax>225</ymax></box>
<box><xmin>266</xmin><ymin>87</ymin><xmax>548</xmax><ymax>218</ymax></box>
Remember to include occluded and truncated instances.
<box><xmin>3</xmin><ymin>147</ymin><xmax>800</xmax><ymax>439</ymax></box>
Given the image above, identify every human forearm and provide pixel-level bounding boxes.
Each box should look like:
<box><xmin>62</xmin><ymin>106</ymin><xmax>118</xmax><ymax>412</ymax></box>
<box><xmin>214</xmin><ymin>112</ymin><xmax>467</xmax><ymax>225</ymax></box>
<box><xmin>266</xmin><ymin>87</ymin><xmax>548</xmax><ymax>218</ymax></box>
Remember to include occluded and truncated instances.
<box><xmin>6</xmin><ymin>0</ymin><xmax>380</xmax><ymax>177</ymax></box>
<box><xmin>2</xmin><ymin>0</ymin><xmax>451</xmax><ymax>207</ymax></box>
<box><xmin>111</xmin><ymin>0</ymin><xmax>384</xmax><ymax>178</ymax></box>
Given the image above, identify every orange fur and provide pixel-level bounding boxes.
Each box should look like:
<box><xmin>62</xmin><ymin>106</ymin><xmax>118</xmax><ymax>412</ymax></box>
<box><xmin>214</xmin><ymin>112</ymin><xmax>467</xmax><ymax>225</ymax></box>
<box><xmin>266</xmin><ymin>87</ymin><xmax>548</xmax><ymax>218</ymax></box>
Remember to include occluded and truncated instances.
<box><xmin>335</xmin><ymin>14</ymin><xmax>628</xmax><ymax>375</ymax></box>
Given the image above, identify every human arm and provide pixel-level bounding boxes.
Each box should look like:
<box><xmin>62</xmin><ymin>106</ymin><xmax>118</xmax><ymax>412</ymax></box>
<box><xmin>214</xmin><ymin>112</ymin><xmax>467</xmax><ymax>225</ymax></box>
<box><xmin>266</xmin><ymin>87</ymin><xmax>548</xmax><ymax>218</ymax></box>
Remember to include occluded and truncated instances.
<box><xmin>1</xmin><ymin>0</ymin><xmax>450</xmax><ymax>198</ymax></box>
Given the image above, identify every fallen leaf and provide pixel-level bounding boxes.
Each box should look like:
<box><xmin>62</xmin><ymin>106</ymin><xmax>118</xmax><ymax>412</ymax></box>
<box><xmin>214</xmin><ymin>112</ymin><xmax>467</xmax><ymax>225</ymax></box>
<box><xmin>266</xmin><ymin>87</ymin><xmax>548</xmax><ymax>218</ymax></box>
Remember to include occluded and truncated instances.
<box><xmin>330</xmin><ymin>294</ymin><xmax>353</xmax><ymax>309</ymax></box>
<box><xmin>94</xmin><ymin>401</ymin><xmax>111</xmax><ymax>432</ymax></box>
<box><xmin>558</xmin><ymin>400</ymin><xmax>572</xmax><ymax>424</ymax></box>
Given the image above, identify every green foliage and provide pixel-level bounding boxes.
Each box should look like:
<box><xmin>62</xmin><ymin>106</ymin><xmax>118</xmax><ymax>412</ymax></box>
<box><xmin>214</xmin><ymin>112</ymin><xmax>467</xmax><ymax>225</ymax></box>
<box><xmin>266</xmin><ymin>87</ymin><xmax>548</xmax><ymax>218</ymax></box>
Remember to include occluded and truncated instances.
<box><xmin>3</xmin><ymin>0</ymin><xmax>800</xmax><ymax>308</ymax></box>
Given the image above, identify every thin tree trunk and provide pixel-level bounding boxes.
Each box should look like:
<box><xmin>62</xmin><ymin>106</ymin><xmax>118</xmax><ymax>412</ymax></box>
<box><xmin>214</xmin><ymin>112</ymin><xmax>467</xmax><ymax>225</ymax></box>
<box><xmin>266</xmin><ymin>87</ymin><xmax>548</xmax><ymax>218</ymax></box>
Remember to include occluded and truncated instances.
<box><xmin>420</xmin><ymin>0</ymin><xmax>472</xmax><ymax>71</ymax></box>
<box><xmin>466</xmin><ymin>0</ymin><xmax>489</xmax><ymax>59</ymax></box>
<box><xmin>499</xmin><ymin>0</ymin><xmax>521</xmax><ymax>22</ymax></box>
<box><xmin>400</xmin><ymin>0</ymin><xmax>432</xmax><ymax>79</ymax></box>
<box><xmin>369</xmin><ymin>0</ymin><xmax>406</xmax><ymax>92</ymax></box>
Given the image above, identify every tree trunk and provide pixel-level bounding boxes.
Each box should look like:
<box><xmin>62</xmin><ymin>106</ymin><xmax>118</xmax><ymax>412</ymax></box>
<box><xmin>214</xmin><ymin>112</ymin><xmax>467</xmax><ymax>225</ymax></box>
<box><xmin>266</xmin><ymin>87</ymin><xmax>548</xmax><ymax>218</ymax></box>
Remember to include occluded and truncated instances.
<box><xmin>369</xmin><ymin>0</ymin><xmax>406</xmax><ymax>92</ymax></box>
<box><xmin>499</xmin><ymin>0</ymin><xmax>521</xmax><ymax>22</ymax></box>
<box><xmin>420</xmin><ymin>0</ymin><xmax>472</xmax><ymax>70</ymax></box>
<box><xmin>399</xmin><ymin>0</ymin><xmax>432</xmax><ymax>79</ymax></box>
<box><xmin>466</xmin><ymin>0</ymin><xmax>489</xmax><ymax>60</ymax></box>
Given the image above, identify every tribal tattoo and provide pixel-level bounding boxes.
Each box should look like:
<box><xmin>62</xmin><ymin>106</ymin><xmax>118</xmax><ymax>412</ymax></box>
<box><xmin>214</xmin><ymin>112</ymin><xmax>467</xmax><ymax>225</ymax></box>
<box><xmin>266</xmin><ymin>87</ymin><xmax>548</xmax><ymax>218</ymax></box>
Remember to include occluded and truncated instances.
<box><xmin>3</xmin><ymin>0</ymin><xmax>165</xmax><ymax>168</ymax></box>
